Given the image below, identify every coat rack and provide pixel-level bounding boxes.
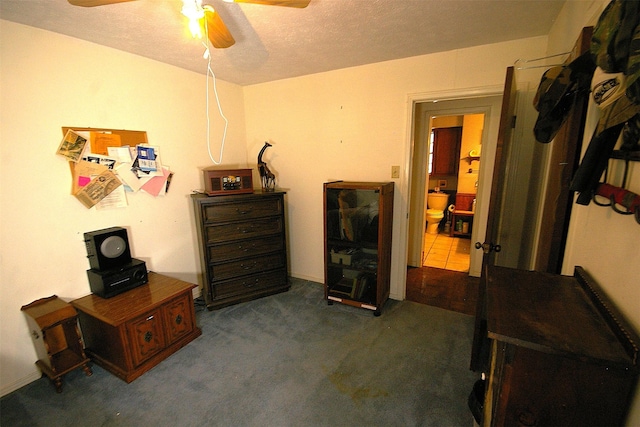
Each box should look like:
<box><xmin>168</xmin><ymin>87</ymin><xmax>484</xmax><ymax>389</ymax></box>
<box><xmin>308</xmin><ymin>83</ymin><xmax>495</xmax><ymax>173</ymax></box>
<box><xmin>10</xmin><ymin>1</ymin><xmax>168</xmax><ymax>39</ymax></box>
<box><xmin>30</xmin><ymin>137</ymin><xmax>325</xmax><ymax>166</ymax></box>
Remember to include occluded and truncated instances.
<box><xmin>514</xmin><ymin>51</ymin><xmax>571</xmax><ymax>70</ymax></box>
<box><xmin>592</xmin><ymin>152</ymin><xmax>640</xmax><ymax>224</ymax></box>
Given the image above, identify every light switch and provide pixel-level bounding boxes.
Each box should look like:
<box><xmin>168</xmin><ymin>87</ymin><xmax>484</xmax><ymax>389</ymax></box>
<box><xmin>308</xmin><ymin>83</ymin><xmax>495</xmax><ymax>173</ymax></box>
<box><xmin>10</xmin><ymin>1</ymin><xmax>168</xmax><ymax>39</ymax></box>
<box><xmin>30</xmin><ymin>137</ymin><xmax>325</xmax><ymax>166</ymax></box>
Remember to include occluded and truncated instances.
<box><xmin>391</xmin><ymin>166</ymin><xmax>400</xmax><ymax>179</ymax></box>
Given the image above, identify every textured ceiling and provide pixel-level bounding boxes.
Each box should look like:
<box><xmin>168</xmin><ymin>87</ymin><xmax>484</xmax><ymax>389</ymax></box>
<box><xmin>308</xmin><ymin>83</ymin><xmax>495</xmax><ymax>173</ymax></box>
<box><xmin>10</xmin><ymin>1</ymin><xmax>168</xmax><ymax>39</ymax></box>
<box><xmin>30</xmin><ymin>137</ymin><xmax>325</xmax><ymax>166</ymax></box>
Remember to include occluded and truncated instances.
<box><xmin>0</xmin><ymin>0</ymin><xmax>567</xmax><ymax>86</ymax></box>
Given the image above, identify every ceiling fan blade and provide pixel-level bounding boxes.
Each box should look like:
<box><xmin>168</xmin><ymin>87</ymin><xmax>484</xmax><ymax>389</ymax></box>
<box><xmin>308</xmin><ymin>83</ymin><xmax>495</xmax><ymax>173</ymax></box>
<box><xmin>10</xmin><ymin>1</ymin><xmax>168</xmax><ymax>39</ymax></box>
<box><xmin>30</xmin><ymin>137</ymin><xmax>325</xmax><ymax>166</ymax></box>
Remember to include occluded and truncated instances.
<box><xmin>233</xmin><ymin>0</ymin><xmax>310</xmax><ymax>8</ymax></box>
<box><xmin>67</xmin><ymin>0</ymin><xmax>136</xmax><ymax>6</ymax></box>
<box><xmin>204</xmin><ymin>7</ymin><xmax>236</xmax><ymax>49</ymax></box>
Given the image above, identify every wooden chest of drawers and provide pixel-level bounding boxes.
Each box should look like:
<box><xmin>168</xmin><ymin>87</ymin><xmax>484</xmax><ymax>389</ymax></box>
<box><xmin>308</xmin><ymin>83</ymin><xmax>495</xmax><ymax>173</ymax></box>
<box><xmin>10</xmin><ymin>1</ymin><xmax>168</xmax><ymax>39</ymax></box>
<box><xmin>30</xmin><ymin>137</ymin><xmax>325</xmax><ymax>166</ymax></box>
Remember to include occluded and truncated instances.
<box><xmin>71</xmin><ymin>273</ymin><xmax>201</xmax><ymax>383</ymax></box>
<box><xmin>191</xmin><ymin>191</ymin><xmax>289</xmax><ymax>310</ymax></box>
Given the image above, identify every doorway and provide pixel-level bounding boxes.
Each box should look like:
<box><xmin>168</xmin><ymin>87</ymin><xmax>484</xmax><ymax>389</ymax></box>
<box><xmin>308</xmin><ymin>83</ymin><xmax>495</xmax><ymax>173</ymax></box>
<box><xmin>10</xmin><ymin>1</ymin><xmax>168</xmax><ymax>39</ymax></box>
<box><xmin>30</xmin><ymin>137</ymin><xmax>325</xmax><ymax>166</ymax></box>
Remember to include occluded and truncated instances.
<box><xmin>422</xmin><ymin>114</ymin><xmax>484</xmax><ymax>273</ymax></box>
<box><xmin>406</xmin><ymin>95</ymin><xmax>503</xmax><ymax>278</ymax></box>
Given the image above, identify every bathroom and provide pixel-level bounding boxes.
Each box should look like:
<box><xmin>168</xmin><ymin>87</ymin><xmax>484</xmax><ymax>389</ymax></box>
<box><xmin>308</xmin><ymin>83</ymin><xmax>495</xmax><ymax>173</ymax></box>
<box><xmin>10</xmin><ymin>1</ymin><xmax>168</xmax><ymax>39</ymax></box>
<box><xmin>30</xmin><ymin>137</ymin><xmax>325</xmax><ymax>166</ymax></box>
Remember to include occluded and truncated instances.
<box><xmin>424</xmin><ymin>113</ymin><xmax>483</xmax><ymax>272</ymax></box>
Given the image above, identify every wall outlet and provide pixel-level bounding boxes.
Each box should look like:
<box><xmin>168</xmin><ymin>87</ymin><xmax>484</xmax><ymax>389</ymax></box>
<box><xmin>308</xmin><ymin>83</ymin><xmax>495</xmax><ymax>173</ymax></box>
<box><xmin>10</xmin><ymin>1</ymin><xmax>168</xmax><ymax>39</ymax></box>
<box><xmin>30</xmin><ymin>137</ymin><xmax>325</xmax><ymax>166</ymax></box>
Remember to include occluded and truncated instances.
<box><xmin>391</xmin><ymin>165</ymin><xmax>400</xmax><ymax>179</ymax></box>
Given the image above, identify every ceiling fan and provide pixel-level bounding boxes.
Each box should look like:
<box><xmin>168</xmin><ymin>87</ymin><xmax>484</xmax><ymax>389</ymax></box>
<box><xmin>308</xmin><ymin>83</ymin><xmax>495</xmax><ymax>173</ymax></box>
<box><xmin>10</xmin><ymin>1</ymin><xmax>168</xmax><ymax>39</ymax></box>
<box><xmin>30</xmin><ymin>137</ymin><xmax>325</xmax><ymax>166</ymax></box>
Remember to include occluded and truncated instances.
<box><xmin>67</xmin><ymin>0</ymin><xmax>310</xmax><ymax>49</ymax></box>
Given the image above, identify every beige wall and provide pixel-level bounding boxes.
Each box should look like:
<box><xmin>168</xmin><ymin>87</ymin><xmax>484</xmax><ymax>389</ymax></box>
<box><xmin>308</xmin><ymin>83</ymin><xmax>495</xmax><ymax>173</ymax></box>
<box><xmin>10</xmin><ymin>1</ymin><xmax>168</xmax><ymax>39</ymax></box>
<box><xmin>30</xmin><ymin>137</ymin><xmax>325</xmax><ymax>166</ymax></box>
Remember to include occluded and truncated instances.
<box><xmin>0</xmin><ymin>21</ymin><xmax>247</xmax><ymax>395</ymax></box>
<box><xmin>243</xmin><ymin>36</ymin><xmax>549</xmax><ymax>293</ymax></box>
<box><xmin>551</xmin><ymin>1</ymin><xmax>640</xmax><ymax>425</ymax></box>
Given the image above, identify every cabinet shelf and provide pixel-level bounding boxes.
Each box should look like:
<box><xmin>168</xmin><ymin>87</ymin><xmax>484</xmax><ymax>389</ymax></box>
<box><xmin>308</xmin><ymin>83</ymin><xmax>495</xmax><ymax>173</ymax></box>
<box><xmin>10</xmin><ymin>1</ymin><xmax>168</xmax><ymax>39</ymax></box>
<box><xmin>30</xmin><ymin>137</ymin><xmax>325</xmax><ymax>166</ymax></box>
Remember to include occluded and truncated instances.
<box><xmin>327</xmin><ymin>238</ymin><xmax>378</xmax><ymax>250</ymax></box>
<box><xmin>327</xmin><ymin>263</ymin><xmax>378</xmax><ymax>274</ymax></box>
<box><xmin>450</xmin><ymin>210</ymin><xmax>473</xmax><ymax>238</ymax></box>
<box><xmin>450</xmin><ymin>194</ymin><xmax>475</xmax><ymax>238</ymax></box>
<box><xmin>323</xmin><ymin>181</ymin><xmax>394</xmax><ymax>316</ymax></box>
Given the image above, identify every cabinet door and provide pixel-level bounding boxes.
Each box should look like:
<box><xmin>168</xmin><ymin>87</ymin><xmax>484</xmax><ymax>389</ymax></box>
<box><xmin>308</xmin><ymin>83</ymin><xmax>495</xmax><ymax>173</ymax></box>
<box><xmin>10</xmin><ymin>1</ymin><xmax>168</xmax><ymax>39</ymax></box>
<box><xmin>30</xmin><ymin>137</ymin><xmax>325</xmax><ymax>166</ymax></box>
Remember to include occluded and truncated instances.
<box><xmin>432</xmin><ymin>127</ymin><xmax>462</xmax><ymax>175</ymax></box>
<box><xmin>126</xmin><ymin>308</ymin><xmax>165</xmax><ymax>367</ymax></box>
<box><xmin>163</xmin><ymin>294</ymin><xmax>195</xmax><ymax>344</ymax></box>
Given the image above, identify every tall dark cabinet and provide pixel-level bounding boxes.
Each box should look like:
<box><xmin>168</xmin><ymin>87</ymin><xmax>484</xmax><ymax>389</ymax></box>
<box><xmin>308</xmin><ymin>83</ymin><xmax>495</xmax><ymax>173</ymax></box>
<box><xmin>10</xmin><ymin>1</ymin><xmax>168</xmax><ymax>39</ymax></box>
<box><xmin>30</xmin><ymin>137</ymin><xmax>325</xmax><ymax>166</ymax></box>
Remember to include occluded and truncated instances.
<box><xmin>323</xmin><ymin>181</ymin><xmax>394</xmax><ymax>316</ymax></box>
<box><xmin>191</xmin><ymin>191</ymin><xmax>289</xmax><ymax>310</ymax></box>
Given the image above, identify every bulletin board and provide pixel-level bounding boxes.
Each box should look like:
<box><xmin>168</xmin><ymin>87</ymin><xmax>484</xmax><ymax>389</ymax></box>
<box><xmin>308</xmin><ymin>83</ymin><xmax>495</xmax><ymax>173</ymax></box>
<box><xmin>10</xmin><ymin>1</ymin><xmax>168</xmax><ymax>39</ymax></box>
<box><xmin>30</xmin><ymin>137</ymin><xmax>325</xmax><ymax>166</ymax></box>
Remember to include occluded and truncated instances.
<box><xmin>57</xmin><ymin>127</ymin><xmax>172</xmax><ymax>209</ymax></box>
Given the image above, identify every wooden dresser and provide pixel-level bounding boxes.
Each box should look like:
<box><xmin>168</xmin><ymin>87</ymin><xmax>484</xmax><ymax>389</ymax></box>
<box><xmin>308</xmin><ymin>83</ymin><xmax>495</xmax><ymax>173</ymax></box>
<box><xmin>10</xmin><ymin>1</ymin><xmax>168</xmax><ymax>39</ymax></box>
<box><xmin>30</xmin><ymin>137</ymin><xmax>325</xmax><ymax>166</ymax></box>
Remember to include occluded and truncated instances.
<box><xmin>71</xmin><ymin>272</ymin><xmax>201</xmax><ymax>383</ymax></box>
<box><xmin>471</xmin><ymin>265</ymin><xmax>639</xmax><ymax>426</ymax></box>
<box><xmin>191</xmin><ymin>191</ymin><xmax>289</xmax><ymax>310</ymax></box>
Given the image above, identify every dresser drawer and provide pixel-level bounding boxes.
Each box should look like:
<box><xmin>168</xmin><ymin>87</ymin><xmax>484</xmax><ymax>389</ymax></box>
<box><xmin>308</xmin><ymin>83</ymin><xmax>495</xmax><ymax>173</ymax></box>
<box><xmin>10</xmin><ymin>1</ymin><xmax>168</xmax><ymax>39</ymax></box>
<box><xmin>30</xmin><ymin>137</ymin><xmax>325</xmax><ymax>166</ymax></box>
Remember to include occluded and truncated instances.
<box><xmin>211</xmin><ymin>269</ymin><xmax>287</xmax><ymax>300</ymax></box>
<box><xmin>210</xmin><ymin>252</ymin><xmax>286</xmax><ymax>282</ymax></box>
<box><xmin>205</xmin><ymin>217</ymin><xmax>283</xmax><ymax>244</ymax></box>
<box><xmin>208</xmin><ymin>235</ymin><xmax>284</xmax><ymax>262</ymax></box>
<box><xmin>203</xmin><ymin>197</ymin><xmax>283</xmax><ymax>223</ymax></box>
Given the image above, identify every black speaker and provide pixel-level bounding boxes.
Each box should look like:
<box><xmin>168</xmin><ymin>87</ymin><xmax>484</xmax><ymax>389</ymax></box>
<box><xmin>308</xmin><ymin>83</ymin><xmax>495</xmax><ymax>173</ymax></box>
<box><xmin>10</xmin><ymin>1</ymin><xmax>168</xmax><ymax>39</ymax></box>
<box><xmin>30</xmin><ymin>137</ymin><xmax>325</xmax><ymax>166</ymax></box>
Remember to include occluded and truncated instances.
<box><xmin>84</xmin><ymin>227</ymin><xmax>132</xmax><ymax>271</ymax></box>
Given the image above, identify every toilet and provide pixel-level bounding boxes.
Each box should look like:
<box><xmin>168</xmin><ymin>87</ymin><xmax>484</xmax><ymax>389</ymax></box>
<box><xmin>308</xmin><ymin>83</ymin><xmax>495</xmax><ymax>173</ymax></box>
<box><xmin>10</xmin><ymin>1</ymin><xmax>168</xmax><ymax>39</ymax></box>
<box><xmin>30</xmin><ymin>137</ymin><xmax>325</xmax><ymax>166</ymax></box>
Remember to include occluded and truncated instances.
<box><xmin>426</xmin><ymin>192</ymin><xmax>449</xmax><ymax>234</ymax></box>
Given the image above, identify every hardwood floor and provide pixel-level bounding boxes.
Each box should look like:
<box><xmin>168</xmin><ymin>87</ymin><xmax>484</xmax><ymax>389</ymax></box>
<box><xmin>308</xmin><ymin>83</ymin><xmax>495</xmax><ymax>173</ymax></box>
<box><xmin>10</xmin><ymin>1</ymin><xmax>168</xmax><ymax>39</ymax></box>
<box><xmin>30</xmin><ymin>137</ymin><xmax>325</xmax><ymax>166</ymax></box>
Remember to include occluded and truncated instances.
<box><xmin>406</xmin><ymin>266</ymin><xmax>480</xmax><ymax>316</ymax></box>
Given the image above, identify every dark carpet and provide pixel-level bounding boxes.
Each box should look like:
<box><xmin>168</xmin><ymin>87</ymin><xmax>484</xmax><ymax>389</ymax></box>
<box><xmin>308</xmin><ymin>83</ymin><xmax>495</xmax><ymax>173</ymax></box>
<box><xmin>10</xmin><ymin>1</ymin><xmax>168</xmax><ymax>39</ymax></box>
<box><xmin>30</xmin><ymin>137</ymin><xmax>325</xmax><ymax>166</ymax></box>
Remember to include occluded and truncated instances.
<box><xmin>1</xmin><ymin>278</ymin><xmax>478</xmax><ymax>426</ymax></box>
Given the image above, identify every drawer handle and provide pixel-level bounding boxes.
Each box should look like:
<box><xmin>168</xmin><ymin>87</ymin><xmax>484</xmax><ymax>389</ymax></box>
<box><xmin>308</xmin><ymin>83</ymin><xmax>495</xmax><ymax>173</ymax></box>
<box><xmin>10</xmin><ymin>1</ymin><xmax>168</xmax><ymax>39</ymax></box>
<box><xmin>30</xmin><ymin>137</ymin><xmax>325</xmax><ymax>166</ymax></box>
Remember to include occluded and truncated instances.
<box><xmin>144</xmin><ymin>331</ymin><xmax>153</xmax><ymax>343</ymax></box>
<box><xmin>146</xmin><ymin>315</ymin><xmax>154</xmax><ymax>321</ymax></box>
<box><xmin>243</xmin><ymin>279</ymin><xmax>259</xmax><ymax>288</ymax></box>
<box><xmin>238</xmin><ymin>226</ymin><xmax>255</xmax><ymax>234</ymax></box>
<box><xmin>236</xmin><ymin>208</ymin><xmax>253</xmax><ymax>215</ymax></box>
<box><xmin>175</xmin><ymin>314</ymin><xmax>183</xmax><ymax>325</ymax></box>
<box><xmin>241</xmin><ymin>262</ymin><xmax>257</xmax><ymax>270</ymax></box>
<box><xmin>517</xmin><ymin>410</ymin><xmax>536</xmax><ymax>426</ymax></box>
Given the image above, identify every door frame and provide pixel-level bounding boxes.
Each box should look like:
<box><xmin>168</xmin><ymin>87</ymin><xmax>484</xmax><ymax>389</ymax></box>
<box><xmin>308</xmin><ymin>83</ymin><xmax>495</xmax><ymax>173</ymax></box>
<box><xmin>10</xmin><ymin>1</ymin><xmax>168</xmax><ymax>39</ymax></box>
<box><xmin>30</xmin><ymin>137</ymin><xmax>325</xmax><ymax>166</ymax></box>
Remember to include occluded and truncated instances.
<box><xmin>408</xmin><ymin>97</ymin><xmax>503</xmax><ymax>273</ymax></box>
<box><xmin>395</xmin><ymin>85</ymin><xmax>504</xmax><ymax>299</ymax></box>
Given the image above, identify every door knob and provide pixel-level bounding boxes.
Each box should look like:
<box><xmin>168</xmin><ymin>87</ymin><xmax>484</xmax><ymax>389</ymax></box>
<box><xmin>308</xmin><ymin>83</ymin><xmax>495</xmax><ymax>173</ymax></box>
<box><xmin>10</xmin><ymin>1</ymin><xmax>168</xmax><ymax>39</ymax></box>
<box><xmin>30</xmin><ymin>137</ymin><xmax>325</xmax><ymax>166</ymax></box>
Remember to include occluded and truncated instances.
<box><xmin>475</xmin><ymin>241</ymin><xmax>501</xmax><ymax>253</ymax></box>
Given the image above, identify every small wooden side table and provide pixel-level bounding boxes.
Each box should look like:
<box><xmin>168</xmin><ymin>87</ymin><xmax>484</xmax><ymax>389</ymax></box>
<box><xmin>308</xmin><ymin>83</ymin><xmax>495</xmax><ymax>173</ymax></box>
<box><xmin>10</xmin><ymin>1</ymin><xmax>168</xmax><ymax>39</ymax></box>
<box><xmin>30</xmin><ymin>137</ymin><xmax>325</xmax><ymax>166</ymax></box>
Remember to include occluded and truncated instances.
<box><xmin>21</xmin><ymin>296</ymin><xmax>92</xmax><ymax>393</ymax></box>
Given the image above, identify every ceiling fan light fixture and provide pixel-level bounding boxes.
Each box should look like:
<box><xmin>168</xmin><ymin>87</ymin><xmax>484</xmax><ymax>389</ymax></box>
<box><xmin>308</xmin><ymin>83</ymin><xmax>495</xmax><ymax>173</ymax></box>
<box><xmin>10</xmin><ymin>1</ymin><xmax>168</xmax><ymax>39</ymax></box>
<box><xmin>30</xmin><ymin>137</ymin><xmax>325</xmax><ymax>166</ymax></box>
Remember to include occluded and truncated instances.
<box><xmin>181</xmin><ymin>0</ymin><xmax>205</xmax><ymax>39</ymax></box>
<box><xmin>203</xmin><ymin>5</ymin><xmax>236</xmax><ymax>48</ymax></box>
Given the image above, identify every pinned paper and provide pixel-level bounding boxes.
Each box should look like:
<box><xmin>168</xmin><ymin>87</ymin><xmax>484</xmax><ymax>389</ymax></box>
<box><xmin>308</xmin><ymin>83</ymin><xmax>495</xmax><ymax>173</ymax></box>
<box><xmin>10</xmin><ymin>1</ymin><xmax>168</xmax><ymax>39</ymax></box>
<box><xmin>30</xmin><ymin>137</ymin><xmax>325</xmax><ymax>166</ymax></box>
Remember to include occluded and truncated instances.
<box><xmin>115</xmin><ymin>162</ymin><xmax>144</xmax><ymax>192</ymax></box>
<box><xmin>57</xmin><ymin>130</ymin><xmax>89</xmax><ymax>162</ymax></box>
<box><xmin>107</xmin><ymin>146</ymin><xmax>134</xmax><ymax>164</ymax></box>
<box><xmin>73</xmin><ymin>169</ymin><xmax>122</xmax><ymax>209</ymax></box>
<box><xmin>96</xmin><ymin>185</ymin><xmax>128</xmax><ymax>210</ymax></box>
<box><xmin>90</xmin><ymin>132</ymin><xmax>122</xmax><ymax>155</ymax></box>
<box><xmin>69</xmin><ymin>160</ymin><xmax>108</xmax><ymax>195</ymax></box>
<box><xmin>82</xmin><ymin>153</ymin><xmax>116</xmax><ymax>169</ymax></box>
<box><xmin>137</xmin><ymin>145</ymin><xmax>157</xmax><ymax>172</ymax></box>
<box><xmin>141</xmin><ymin>167</ymin><xmax>171</xmax><ymax>197</ymax></box>
<box><xmin>58</xmin><ymin>128</ymin><xmax>173</xmax><ymax>209</ymax></box>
